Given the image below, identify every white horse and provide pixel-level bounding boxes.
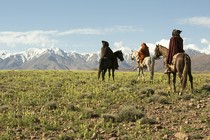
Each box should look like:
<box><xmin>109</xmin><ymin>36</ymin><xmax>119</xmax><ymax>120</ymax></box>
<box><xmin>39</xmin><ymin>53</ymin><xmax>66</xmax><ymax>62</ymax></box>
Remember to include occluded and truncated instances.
<box><xmin>130</xmin><ymin>50</ymin><xmax>155</xmax><ymax>81</ymax></box>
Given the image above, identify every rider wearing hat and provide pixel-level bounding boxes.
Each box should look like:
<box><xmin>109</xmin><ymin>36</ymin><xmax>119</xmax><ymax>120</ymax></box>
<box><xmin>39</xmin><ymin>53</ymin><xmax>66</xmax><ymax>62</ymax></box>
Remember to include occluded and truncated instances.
<box><xmin>165</xmin><ymin>29</ymin><xmax>185</xmax><ymax>74</ymax></box>
<box><xmin>101</xmin><ymin>40</ymin><xmax>119</xmax><ymax>69</ymax></box>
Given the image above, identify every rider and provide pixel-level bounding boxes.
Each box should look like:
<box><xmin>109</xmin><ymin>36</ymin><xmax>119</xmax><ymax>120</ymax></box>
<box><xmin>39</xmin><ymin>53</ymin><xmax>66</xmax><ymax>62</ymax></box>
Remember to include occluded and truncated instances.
<box><xmin>138</xmin><ymin>43</ymin><xmax>150</xmax><ymax>66</ymax></box>
<box><xmin>164</xmin><ymin>29</ymin><xmax>185</xmax><ymax>74</ymax></box>
<box><xmin>101</xmin><ymin>40</ymin><xmax>119</xmax><ymax>69</ymax></box>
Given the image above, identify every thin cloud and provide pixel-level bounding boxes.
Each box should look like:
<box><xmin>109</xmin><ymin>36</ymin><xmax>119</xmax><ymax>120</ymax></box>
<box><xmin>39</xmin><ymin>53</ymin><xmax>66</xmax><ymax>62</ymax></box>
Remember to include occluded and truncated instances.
<box><xmin>0</xmin><ymin>31</ymin><xmax>58</xmax><ymax>48</ymax></box>
<box><xmin>58</xmin><ymin>28</ymin><xmax>103</xmax><ymax>36</ymax></box>
<box><xmin>0</xmin><ymin>26</ymin><xmax>142</xmax><ymax>49</ymax></box>
<box><xmin>201</xmin><ymin>38</ymin><xmax>209</xmax><ymax>44</ymax></box>
<box><xmin>104</xmin><ymin>26</ymin><xmax>143</xmax><ymax>33</ymax></box>
<box><xmin>58</xmin><ymin>26</ymin><xmax>142</xmax><ymax>36</ymax></box>
<box><xmin>180</xmin><ymin>16</ymin><xmax>210</xmax><ymax>28</ymax></box>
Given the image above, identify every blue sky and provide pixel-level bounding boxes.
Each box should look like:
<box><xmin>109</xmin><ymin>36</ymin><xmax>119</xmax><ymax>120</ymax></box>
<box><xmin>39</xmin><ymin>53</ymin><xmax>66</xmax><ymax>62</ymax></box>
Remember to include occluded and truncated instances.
<box><xmin>0</xmin><ymin>0</ymin><xmax>210</xmax><ymax>54</ymax></box>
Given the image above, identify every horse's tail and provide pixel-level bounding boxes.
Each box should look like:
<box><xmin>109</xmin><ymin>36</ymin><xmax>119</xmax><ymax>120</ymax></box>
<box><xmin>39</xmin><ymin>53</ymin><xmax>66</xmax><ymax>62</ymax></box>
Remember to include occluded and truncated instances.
<box><xmin>182</xmin><ymin>54</ymin><xmax>190</xmax><ymax>90</ymax></box>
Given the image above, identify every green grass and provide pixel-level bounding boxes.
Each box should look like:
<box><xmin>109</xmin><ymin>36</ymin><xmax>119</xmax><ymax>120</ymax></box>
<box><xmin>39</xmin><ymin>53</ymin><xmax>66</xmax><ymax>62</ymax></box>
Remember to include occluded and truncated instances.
<box><xmin>0</xmin><ymin>70</ymin><xmax>209</xmax><ymax>139</ymax></box>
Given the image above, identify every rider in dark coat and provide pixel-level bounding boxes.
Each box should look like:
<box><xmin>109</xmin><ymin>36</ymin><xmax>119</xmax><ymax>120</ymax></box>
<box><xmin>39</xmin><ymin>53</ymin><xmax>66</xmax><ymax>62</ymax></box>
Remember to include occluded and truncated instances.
<box><xmin>165</xmin><ymin>29</ymin><xmax>185</xmax><ymax>73</ymax></box>
<box><xmin>100</xmin><ymin>40</ymin><xmax>119</xmax><ymax>69</ymax></box>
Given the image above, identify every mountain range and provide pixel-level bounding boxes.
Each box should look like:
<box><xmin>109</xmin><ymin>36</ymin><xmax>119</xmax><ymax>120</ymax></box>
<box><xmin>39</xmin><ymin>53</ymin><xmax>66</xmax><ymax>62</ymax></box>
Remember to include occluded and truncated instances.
<box><xmin>0</xmin><ymin>48</ymin><xmax>209</xmax><ymax>71</ymax></box>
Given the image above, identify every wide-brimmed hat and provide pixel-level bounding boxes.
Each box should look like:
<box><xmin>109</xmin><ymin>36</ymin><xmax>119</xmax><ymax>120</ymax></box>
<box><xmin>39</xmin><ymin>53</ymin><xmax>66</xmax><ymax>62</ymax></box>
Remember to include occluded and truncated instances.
<box><xmin>102</xmin><ymin>40</ymin><xmax>109</xmax><ymax>46</ymax></box>
<box><xmin>172</xmin><ymin>29</ymin><xmax>182</xmax><ymax>36</ymax></box>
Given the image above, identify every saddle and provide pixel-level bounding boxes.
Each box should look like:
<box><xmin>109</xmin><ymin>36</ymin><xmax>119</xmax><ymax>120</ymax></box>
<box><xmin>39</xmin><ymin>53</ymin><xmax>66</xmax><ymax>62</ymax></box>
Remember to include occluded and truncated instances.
<box><xmin>167</xmin><ymin>53</ymin><xmax>181</xmax><ymax>72</ymax></box>
<box><xmin>139</xmin><ymin>56</ymin><xmax>150</xmax><ymax>68</ymax></box>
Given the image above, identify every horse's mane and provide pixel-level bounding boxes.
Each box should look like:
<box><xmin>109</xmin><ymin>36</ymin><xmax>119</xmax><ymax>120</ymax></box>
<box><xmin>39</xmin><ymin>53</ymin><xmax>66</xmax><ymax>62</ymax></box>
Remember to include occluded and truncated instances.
<box><xmin>114</xmin><ymin>50</ymin><xmax>120</xmax><ymax>54</ymax></box>
<box><xmin>114</xmin><ymin>50</ymin><xmax>123</xmax><ymax>56</ymax></box>
<box><xmin>158</xmin><ymin>44</ymin><xmax>168</xmax><ymax>51</ymax></box>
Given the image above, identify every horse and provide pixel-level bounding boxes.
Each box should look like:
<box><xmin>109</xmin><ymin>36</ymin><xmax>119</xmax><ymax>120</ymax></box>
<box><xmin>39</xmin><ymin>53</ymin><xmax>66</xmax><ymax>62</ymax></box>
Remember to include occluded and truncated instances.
<box><xmin>98</xmin><ymin>50</ymin><xmax>124</xmax><ymax>81</ymax></box>
<box><xmin>130</xmin><ymin>50</ymin><xmax>155</xmax><ymax>81</ymax></box>
<box><xmin>154</xmin><ymin>44</ymin><xmax>193</xmax><ymax>95</ymax></box>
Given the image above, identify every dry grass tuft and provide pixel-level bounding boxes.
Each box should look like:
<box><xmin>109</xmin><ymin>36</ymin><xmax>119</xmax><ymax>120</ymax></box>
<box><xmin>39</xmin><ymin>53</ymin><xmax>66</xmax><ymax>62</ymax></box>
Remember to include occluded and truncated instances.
<box><xmin>44</xmin><ymin>101</ymin><xmax>57</xmax><ymax>110</ymax></box>
<box><xmin>117</xmin><ymin>105</ymin><xmax>144</xmax><ymax>122</ymax></box>
<box><xmin>202</xmin><ymin>84</ymin><xmax>210</xmax><ymax>91</ymax></box>
<box><xmin>0</xmin><ymin>105</ymin><xmax>9</xmax><ymax>113</ymax></box>
<box><xmin>102</xmin><ymin>113</ymin><xmax>117</xmax><ymax>122</ymax></box>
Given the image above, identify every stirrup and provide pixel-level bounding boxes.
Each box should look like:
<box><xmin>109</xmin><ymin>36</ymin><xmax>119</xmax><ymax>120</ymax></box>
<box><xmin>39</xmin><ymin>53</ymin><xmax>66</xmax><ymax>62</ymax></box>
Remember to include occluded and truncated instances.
<box><xmin>164</xmin><ymin>69</ymin><xmax>170</xmax><ymax>74</ymax></box>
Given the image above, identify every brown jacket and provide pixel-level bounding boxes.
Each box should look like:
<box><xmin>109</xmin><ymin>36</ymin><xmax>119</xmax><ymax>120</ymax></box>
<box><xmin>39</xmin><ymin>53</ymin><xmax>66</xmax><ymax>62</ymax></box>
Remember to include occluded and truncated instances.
<box><xmin>138</xmin><ymin>43</ymin><xmax>150</xmax><ymax>63</ymax></box>
<box><xmin>166</xmin><ymin>36</ymin><xmax>184</xmax><ymax>64</ymax></box>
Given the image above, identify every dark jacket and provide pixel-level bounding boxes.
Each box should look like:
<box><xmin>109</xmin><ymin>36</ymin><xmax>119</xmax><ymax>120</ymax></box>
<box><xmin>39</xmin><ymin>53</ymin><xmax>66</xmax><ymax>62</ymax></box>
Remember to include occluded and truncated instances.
<box><xmin>138</xmin><ymin>43</ymin><xmax>150</xmax><ymax>63</ymax></box>
<box><xmin>100</xmin><ymin>40</ymin><xmax>118</xmax><ymax>69</ymax></box>
<box><xmin>100</xmin><ymin>41</ymin><xmax>114</xmax><ymax>58</ymax></box>
<box><xmin>166</xmin><ymin>36</ymin><xmax>184</xmax><ymax>64</ymax></box>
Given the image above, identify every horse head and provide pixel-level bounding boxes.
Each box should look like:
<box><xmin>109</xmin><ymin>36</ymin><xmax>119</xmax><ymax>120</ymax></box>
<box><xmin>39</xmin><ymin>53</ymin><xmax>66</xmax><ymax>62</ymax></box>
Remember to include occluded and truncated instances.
<box><xmin>154</xmin><ymin>44</ymin><xmax>162</xmax><ymax>59</ymax></box>
<box><xmin>114</xmin><ymin>50</ymin><xmax>124</xmax><ymax>61</ymax></box>
<box><xmin>130</xmin><ymin>50</ymin><xmax>139</xmax><ymax>61</ymax></box>
<box><xmin>130</xmin><ymin>50</ymin><xmax>135</xmax><ymax>60</ymax></box>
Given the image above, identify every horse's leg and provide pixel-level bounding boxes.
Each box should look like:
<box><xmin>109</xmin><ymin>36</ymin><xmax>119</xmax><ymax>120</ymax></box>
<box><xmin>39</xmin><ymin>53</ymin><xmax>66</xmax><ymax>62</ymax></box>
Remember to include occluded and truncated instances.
<box><xmin>188</xmin><ymin>61</ymin><xmax>194</xmax><ymax>93</ymax></box>
<box><xmin>179</xmin><ymin>71</ymin><xmax>187</xmax><ymax>95</ymax></box>
<box><xmin>102</xmin><ymin>69</ymin><xmax>107</xmax><ymax>81</ymax></box>
<box><xmin>189</xmin><ymin>72</ymin><xmax>193</xmax><ymax>93</ymax></box>
<box><xmin>177</xmin><ymin>71</ymin><xmax>182</xmax><ymax>90</ymax></box>
<box><xmin>180</xmin><ymin>55</ymin><xmax>190</xmax><ymax>95</ymax></box>
<box><xmin>112</xmin><ymin>68</ymin><xmax>115</xmax><ymax>81</ymax></box>
<box><xmin>148</xmin><ymin>65</ymin><xmax>152</xmax><ymax>81</ymax></box>
<box><xmin>150</xmin><ymin>67</ymin><xmax>154</xmax><ymax>81</ymax></box>
<box><xmin>150</xmin><ymin>58</ymin><xmax>155</xmax><ymax>81</ymax></box>
<box><xmin>108</xmin><ymin>69</ymin><xmax>111</xmax><ymax>79</ymax></box>
<box><xmin>147</xmin><ymin>64</ymin><xmax>153</xmax><ymax>81</ymax></box>
<box><xmin>98</xmin><ymin>69</ymin><xmax>101</xmax><ymax>80</ymax></box>
<box><xmin>137</xmin><ymin>63</ymin><xmax>140</xmax><ymax>80</ymax></box>
<box><xmin>141</xmin><ymin>67</ymin><xmax>144</xmax><ymax>81</ymax></box>
<box><xmin>189</xmin><ymin>74</ymin><xmax>193</xmax><ymax>94</ymax></box>
<box><xmin>168</xmin><ymin>73</ymin><xmax>172</xmax><ymax>91</ymax></box>
<box><xmin>102</xmin><ymin>70</ymin><xmax>104</xmax><ymax>81</ymax></box>
<box><xmin>173</xmin><ymin>73</ymin><xmax>176</xmax><ymax>93</ymax></box>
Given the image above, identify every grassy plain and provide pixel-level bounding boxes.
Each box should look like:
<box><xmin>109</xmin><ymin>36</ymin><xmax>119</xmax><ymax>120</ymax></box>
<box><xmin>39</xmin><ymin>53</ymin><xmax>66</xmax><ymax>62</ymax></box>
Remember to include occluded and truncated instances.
<box><xmin>0</xmin><ymin>70</ymin><xmax>209</xmax><ymax>140</ymax></box>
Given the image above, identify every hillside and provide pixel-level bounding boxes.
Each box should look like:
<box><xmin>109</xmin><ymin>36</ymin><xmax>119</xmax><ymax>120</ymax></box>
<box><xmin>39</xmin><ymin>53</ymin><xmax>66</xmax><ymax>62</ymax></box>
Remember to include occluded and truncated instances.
<box><xmin>0</xmin><ymin>71</ymin><xmax>209</xmax><ymax>139</ymax></box>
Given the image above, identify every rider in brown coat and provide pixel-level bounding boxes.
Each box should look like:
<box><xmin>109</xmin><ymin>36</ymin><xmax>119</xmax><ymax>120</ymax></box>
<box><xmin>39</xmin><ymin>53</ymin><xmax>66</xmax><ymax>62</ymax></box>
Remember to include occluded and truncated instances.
<box><xmin>165</xmin><ymin>29</ymin><xmax>185</xmax><ymax>73</ymax></box>
<box><xmin>138</xmin><ymin>43</ymin><xmax>150</xmax><ymax>64</ymax></box>
<box><xmin>100</xmin><ymin>40</ymin><xmax>119</xmax><ymax>69</ymax></box>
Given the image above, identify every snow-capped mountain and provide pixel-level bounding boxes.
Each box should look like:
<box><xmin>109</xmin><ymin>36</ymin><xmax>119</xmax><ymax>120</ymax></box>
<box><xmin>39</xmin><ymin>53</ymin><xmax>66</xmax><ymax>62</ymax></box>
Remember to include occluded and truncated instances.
<box><xmin>0</xmin><ymin>48</ymin><xmax>103</xmax><ymax>70</ymax></box>
<box><xmin>0</xmin><ymin>47</ymin><xmax>209</xmax><ymax>71</ymax></box>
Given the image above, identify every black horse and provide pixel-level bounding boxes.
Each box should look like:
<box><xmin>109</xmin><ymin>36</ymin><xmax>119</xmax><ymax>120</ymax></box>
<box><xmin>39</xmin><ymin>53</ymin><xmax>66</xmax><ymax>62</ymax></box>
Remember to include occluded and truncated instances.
<box><xmin>154</xmin><ymin>44</ymin><xmax>193</xmax><ymax>95</ymax></box>
<box><xmin>98</xmin><ymin>50</ymin><xmax>124</xmax><ymax>81</ymax></box>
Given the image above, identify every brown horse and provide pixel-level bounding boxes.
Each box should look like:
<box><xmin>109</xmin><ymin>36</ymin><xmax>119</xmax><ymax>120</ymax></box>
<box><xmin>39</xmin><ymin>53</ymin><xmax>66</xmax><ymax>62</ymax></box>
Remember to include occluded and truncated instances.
<box><xmin>154</xmin><ymin>44</ymin><xmax>193</xmax><ymax>95</ymax></box>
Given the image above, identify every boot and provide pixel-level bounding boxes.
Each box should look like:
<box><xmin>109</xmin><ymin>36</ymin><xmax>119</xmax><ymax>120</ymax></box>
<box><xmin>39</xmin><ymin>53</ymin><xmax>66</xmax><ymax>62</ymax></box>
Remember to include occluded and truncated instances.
<box><xmin>164</xmin><ymin>64</ymin><xmax>170</xmax><ymax>74</ymax></box>
<box><xmin>164</xmin><ymin>68</ymin><xmax>170</xmax><ymax>74</ymax></box>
